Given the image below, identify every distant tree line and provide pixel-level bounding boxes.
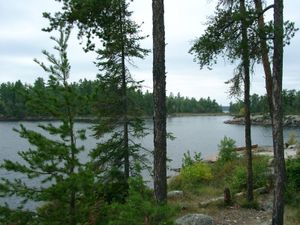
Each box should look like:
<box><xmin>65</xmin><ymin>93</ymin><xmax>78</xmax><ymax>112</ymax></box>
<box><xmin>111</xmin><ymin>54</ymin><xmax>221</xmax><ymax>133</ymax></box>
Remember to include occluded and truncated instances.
<box><xmin>167</xmin><ymin>93</ymin><xmax>222</xmax><ymax>114</ymax></box>
<box><xmin>229</xmin><ymin>90</ymin><xmax>300</xmax><ymax>115</ymax></box>
<box><xmin>0</xmin><ymin>79</ymin><xmax>223</xmax><ymax>119</ymax></box>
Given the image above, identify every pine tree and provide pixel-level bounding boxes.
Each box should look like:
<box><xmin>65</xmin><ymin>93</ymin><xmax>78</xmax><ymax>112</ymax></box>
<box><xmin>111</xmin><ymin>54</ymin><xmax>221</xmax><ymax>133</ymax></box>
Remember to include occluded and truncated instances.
<box><xmin>0</xmin><ymin>27</ymin><xmax>94</xmax><ymax>225</ymax></box>
<box><xmin>44</xmin><ymin>0</ymin><xmax>150</xmax><ymax>191</ymax></box>
<box><xmin>189</xmin><ymin>0</ymin><xmax>297</xmax><ymax>204</ymax></box>
<box><xmin>152</xmin><ymin>0</ymin><xmax>167</xmax><ymax>203</ymax></box>
<box><xmin>91</xmin><ymin>0</ymin><xmax>149</xmax><ymax>182</ymax></box>
<box><xmin>190</xmin><ymin>0</ymin><xmax>256</xmax><ymax>203</ymax></box>
<box><xmin>271</xmin><ymin>0</ymin><xmax>285</xmax><ymax>224</ymax></box>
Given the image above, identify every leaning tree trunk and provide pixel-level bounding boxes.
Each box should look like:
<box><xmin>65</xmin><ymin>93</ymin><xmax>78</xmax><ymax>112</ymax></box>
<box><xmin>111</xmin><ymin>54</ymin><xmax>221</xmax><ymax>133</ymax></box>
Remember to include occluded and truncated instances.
<box><xmin>152</xmin><ymin>0</ymin><xmax>167</xmax><ymax>203</ymax></box>
<box><xmin>254</xmin><ymin>0</ymin><xmax>273</xmax><ymax>115</ymax></box>
<box><xmin>240</xmin><ymin>0</ymin><xmax>254</xmax><ymax>202</ymax></box>
<box><xmin>272</xmin><ymin>0</ymin><xmax>286</xmax><ymax>224</ymax></box>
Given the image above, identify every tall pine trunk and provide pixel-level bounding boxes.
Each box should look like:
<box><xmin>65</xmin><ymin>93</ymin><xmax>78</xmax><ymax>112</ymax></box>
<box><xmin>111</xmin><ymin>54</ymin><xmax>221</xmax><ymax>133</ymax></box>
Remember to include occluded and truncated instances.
<box><xmin>69</xmin><ymin>123</ymin><xmax>76</xmax><ymax>225</ymax></box>
<box><xmin>240</xmin><ymin>0</ymin><xmax>253</xmax><ymax>202</ymax></box>
<box><xmin>253</xmin><ymin>1</ymin><xmax>286</xmax><ymax>223</ymax></box>
<box><xmin>121</xmin><ymin>32</ymin><xmax>129</xmax><ymax>179</ymax></box>
<box><xmin>65</xmin><ymin>75</ymin><xmax>76</xmax><ymax>225</ymax></box>
<box><xmin>119</xmin><ymin>0</ymin><xmax>130</xmax><ymax>179</ymax></box>
<box><xmin>122</xmin><ymin>49</ymin><xmax>129</xmax><ymax>180</ymax></box>
<box><xmin>152</xmin><ymin>0</ymin><xmax>167</xmax><ymax>203</ymax></box>
<box><xmin>272</xmin><ymin>0</ymin><xmax>285</xmax><ymax>224</ymax></box>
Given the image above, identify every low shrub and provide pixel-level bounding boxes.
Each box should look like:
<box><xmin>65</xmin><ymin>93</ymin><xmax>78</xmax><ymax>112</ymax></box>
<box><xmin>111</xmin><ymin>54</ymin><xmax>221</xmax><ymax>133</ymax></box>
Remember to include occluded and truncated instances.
<box><xmin>168</xmin><ymin>175</ymin><xmax>183</xmax><ymax>191</ymax></box>
<box><xmin>103</xmin><ymin>175</ymin><xmax>177</xmax><ymax>225</ymax></box>
<box><xmin>286</xmin><ymin>155</ymin><xmax>300</xmax><ymax>206</ymax></box>
<box><xmin>227</xmin><ymin>156</ymin><xmax>270</xmax><ymax>193</ymax></box>
<box><xmin>180</xmin><ymin>162</ymin><xmax>213</xmax><ymax>184</ymax></box>
<box><xmin>168</xmin><ymin>162</ymin><xmax>212</xmax><ymax>192</ymax></box>
<box><xmin>287</xmin><ymin>131</ymin><xmax>298</xmax><ymax>146</ymax></box>
<box><xmin>217</xmin><ymin>136</ymin><xmax>238</xmax><ymax>165</ymax></box>
<box><xmin>182</xmin><ymin>150</ymin><xmax>202</xmax><ymax>168</ymax></box>
<box><xmin>212</xmin><ymin>158</ymin><xmax>240</xmax><ymax>186</ymax></box>
<box><xmin>239</xmin><ymin>199</ymin><xmax>260</xmax><ymax>209</ymax></box>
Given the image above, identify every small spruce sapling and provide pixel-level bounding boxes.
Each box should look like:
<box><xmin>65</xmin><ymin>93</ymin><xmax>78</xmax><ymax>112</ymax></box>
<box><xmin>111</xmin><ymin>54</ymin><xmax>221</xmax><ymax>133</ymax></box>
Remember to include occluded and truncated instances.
<box><xmin>0</xmin><ymin>27</ymin><xmax>93</xmax><ymax>225</ymax></box>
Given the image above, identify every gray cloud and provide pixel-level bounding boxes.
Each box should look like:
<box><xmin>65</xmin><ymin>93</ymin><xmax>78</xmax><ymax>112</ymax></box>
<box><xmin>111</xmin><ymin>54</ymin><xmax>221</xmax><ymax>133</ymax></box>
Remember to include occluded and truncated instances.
<box><xmin>0</xmin><ymin>0</ymin><xmax>299</xmax><ymax>105</ymax></box>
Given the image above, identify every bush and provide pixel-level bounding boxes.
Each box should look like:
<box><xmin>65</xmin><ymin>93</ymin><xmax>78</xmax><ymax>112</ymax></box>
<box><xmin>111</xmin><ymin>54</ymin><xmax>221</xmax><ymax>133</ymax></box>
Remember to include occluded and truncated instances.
<box><xmin>240</xmin><ymin>199</ymin><xmax>260</xmax><ymax>209</ymax></box>
<box><xmin>227</xmin><ymin>156</ymin><xmax>270</xmax><ymax>193</ymax></box>
<box><xmin>182</xmin><ymin>150</ymin><xmax>202</xmax><ymax>168</ymax></box>
<box><xmin>217</xmin><ymin>136</ymin><xmax>238</xmax><ymax>165</ymax></box>
<box><xmin>168</xmin><ymin>162</ymin><xmax>212</xmax><ymax>192</ymax></box>
<box><xmin>181</xmin><ymin>162</ymin><xmax>213</xmax><ymax>184</ymax></box>
<box><xmin>0</xmin><ymin>206</ymin><xmax>34</xmax><ymax>225</ymax></box>
<box><xmin>287</xmin><ymin>132</ymin><xmax>298</xmax><ymax>146</ymax></box>
<box><xmin>168</xmin><ymin>175</ymin><xmax>183</xmax><ymax>191</ymax></box>
<box><xmin>286</xmin><ymin>155</ymin><xmax>300</xmax><ymax>206</ymax></box>
<box><xmin>103</xmin><ymin>175</ymin><xmax>177</xmax><ymax>225</ymax></box>
<box><xmin>212</xmin><ymin>158</ymin><xmax>240</xmax><ymax>186</ymax></box>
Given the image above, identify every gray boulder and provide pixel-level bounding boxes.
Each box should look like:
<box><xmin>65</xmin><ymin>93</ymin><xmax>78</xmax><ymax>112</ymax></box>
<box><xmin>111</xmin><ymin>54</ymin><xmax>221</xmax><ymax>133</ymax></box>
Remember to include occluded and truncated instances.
<box><xmin>175</xmin><ymin>214</ymin><xmax>214</xmax><ymax>225</ymax></box>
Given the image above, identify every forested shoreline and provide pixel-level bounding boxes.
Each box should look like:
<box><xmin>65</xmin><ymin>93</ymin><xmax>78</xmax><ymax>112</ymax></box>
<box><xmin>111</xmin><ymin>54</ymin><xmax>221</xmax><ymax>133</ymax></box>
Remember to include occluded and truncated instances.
<box><xmin>1</xmin><ymin>79</ymin><xmax>300</xmax><ymax>121</ymax></box>
<box><xmin>0</xmin><ymin>78</ymin><xmax>223</xmax><ymax>120</ymax></box>
<box><xmin>229</xmin><ymin>90</ymin><xmax>300</xmax><ymax>115</ymax></box>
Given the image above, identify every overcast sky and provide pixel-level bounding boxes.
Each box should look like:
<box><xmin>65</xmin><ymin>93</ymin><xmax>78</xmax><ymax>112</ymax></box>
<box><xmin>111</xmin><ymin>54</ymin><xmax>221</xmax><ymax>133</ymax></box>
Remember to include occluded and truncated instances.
<box><xmin>0</xmin><ymin>1</ymin><xmax>299</xmax><ymax>105</ymax></box>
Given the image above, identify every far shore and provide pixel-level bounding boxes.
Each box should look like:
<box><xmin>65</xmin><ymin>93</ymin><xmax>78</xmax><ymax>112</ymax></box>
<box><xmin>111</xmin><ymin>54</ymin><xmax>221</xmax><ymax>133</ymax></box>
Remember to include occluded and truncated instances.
<box><xmin>0</xmin><ymin>113</ymin><xmax>229</xmax><ymax>123</ymax></box>
<box><xmin>1</xmin><ymin>114</ymin><xmax>300</xmax><ymax>128</ymax></box>
<box><xmin>224</xmin><ymin>114</ymin><xmax>300</xmax><ymax>128</ymax></box>
<box><xmin>167</xmin><ymin>112</ymin><xmax>227</xmax><ymax>117</ymax></box>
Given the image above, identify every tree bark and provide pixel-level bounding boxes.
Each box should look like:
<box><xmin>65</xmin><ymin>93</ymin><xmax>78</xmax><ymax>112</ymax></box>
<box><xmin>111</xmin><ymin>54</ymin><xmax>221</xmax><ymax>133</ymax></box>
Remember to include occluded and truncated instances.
<box><xmin>152</xmin><ymin>0</ymin><xmax>167</xmax><ymax>203</ymax></box>
<box><xmin>240</xmin><ymin>0</ymin><xmax>253</xmax><ymax>203</ymax></box>
<box><xmin>253</xmin><ymin>1</ymin><xmax>286</xmax><ymax>223</ymax></box>
<box><xmin>119</xmin><ymin>0</ymin><xmax>130</xmax><ymax>179</ymax></box>
<box><xmin>254</xmin><ymin>0</ymin><xmax>273</xmax><ymax>115</ymax></box>
<box><xmin>122</xmin><ymin>53</ymin><xmax>130</xmax><ymax>180</ymax></box>
<box><xmin>272</xmin><ymin>0</ymin><xmax>286</xmax><ymax>224</ymax></box>
<box><xmin>65</xmin><ymin>78</ymin><xmax>76</xmax><ymax>225</ymax></box>
<box><xmin>121</xmin><ymin>30</ymin><xmax>130</xmax><ymax>180</ymax></box>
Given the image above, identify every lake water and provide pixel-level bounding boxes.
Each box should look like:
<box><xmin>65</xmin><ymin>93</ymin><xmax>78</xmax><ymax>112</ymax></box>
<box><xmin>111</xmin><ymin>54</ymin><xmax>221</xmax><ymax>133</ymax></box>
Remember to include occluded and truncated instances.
<box><xmin>1</xmin><ymin>115</ymin><xmax>300</xmax><ymax>170</ymax></box>
<box><xmin>0</xmin><ymin>115</ymin><xmax>300</xmax><ymax>207</ymax></box>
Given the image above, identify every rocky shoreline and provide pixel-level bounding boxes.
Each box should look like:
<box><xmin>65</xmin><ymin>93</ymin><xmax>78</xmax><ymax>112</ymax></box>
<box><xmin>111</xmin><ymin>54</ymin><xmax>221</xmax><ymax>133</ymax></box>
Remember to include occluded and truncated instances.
<box><xmin>224</xmin><ymin>115</ymin><xmax>300</xmax><ymax>127</ymax></box>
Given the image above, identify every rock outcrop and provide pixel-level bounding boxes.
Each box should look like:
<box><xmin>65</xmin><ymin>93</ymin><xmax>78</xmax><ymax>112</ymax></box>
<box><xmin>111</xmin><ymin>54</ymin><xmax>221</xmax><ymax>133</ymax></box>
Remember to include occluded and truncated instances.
<box><xmin>224</xmin><ymin>115</ymin><xmax>300</xmax><ymax>127</ymax></box>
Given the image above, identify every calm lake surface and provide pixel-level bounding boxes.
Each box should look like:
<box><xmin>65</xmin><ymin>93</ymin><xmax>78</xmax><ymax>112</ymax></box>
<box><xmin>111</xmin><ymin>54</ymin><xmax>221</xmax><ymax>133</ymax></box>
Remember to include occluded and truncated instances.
<box><xmin>1</xmin><ymin>115</ymin><xmax>300</xmax><ymax>208</ymax></box>
<box><xmin>1</xmin><ymin>115</ymin><xmax>300</xmax><ymax>171</ymax></box>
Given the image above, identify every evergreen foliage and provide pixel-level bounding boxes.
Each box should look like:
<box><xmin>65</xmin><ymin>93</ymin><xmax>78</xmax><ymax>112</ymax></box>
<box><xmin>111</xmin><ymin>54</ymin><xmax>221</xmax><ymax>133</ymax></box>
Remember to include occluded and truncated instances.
<box><xmin>0</xmin><ymin>27</ymin><xmax>94</xmax><ymax>225</ymax></box>
<box><xmin>167</xmin><ymin>93</ymin><xmax>222</xmax><ymax>114</ymax></box>
<box><xmin>286</xmin><ymin>154</ymin><xmax>300</xmax><ymax>207</ymax></box>
<box><xmin>229</xmin><ymin>90</ymin><xmax>300</xmax><ymax>115</ymax></box>
<box><xmin>217</xmin><ymin>136</ymin><xmax>238</xmax><ymax>165</ymax></box>
<box><xmin>227</xmin><ymin>156</ymin><xmax>270</xmax><ymax>193</ymax></box>
<box><xmin>57</xmin><ymin>0</ymin><xmax>150</xmax><ymax>181</ymax></box>
<box><xmin>0</xmin><ymin>25</ymin><xmax>176</xmax><ymax>225</ymax></box>
<box><xmin>180</xmin><ymin>163</ymin><xmax>213</xmax><ymax>185</ymax></box>
<box><xmin>181</xmin><ymin>150</ymin><xmax>202</xmax><ymax>168</ymax></box>
<box><xmin>0</xmin><ymin>80</ymin><xmax>223</xmax><ymax>119</ymax></box>
<box><xmin>98</xmin><ymin>167</ymin><xmax>177</xmax><ymax>225</ymax></box>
